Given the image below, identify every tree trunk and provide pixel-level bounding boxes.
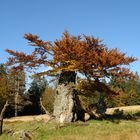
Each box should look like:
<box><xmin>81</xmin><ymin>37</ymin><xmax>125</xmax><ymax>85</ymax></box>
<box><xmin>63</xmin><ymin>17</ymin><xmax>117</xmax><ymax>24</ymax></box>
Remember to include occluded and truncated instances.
<box><xmin>15</xmin><ymin>78</ymin><xmax>19</xmax><ymax>117</ymax></box>
<box><xmin>53</xmin><ymin>71</ymin><xmax>85</xmax><ymax>123</ymax></box>
<box><xmin>0</xmin><ymin>101</ymin><xmax>9</xmax><ymax>135</ymax></box>
<box><xmin>94</xmin><ymin>79</ymin><xmax>107</xmax><ymax>117</ymax></box>
<box><xmin>40</xmin><ymin>98</ymin><xmax>50</xmax><ymax>115</ymax></box>
<box><xmin>96</xmin><ymin>92</ymin><xmax>107</xmax><ymax>116</ymax></box>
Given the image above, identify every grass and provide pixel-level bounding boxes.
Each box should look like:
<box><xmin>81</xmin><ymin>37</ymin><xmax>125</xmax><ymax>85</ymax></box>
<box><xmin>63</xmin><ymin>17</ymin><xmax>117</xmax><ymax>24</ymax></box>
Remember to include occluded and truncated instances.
<box><xmin>0</xmin><ymin>119</ymin><xmax>140</xmax><ymax>140</ymax></box>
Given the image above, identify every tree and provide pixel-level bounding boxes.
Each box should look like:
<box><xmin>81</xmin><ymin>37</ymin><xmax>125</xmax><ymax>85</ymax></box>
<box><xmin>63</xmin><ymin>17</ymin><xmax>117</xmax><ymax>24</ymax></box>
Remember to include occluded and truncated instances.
<box><xmin>6</xmin><ymin>66</ymin><xmax>26</xmax><ymax>117</ymax></box>
<box><xmin>0</xmin><ymin>101</ymin><xmax>9</xmax><ymax>135</ymax></box>
<box><xmin>0</xmin><ymin>64</ymin><xmax>8</xmax><ymax>110</ymax></box>
<box><xmin>41</xmin><ymin>85</ymin><xmax>55</xmax><ymax>114</ymax></box>
<box><xmin>107</xmin><ymin>73</ymin><xmax>140</xmax><ymax>107</ymax></box>
<box><xmin>26</xmin><ymin>77</ymin><xmax>48</xmax><ymax>115</ymax></box>
<box><xmin>6</xmin><ymin>31</ymin><xmax>136</xmax><ymax>122</ymax></box>
<box><xmin>0</xmin><ymin>64</ymin><xmax>14</xmax><ymax>111</ymax></box>
<box><xmin>0</xmin><ymin>64</ymin><xmax>26</xmax><ymax>117</ymax></box>
<box><xmin>13</xmin><ymin>68</ymin><xmax>26</xmax><ymax>116</ymax></box>
<box><xmin>0</xmin><ymin>64</ymin><xmax>13</xmax><ymax>135</ymax></box>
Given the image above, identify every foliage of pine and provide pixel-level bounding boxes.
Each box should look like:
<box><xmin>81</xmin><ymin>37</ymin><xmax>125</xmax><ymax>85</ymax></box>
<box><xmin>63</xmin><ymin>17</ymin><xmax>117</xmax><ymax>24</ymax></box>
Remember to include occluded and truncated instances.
<box><xmin>26</xmin><ymin>77</ymin><xmax>48</xmax><ymax>115</ymax></box>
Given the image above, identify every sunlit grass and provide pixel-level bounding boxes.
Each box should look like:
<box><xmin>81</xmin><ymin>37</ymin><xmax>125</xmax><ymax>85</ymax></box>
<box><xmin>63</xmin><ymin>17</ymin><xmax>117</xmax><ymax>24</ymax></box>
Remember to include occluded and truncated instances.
<box><xmin>0</xmin><ymin>119</ymin><xmax>140</xmax><ymax>140</ymax></box>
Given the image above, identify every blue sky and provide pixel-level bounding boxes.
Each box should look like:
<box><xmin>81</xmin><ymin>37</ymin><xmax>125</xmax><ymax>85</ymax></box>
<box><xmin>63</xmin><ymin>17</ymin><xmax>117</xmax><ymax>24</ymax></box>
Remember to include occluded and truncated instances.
<box><xmin>0</xmin><ymin>0</ymin><xmax>140</xmax><ymax>75</ymax></box>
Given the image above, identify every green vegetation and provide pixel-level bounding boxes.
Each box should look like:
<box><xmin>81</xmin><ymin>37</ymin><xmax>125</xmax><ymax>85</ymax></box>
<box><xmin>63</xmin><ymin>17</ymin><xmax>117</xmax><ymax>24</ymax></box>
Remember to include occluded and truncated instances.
<box><xmin>107</xmin><ymin>74</ymin><xmax>140</xmax><ymax>107</ymax></box>
<box><xmin>1</xmin><ymin>119</ymin><xmax>140</xmax><ymax>140</ymax></box>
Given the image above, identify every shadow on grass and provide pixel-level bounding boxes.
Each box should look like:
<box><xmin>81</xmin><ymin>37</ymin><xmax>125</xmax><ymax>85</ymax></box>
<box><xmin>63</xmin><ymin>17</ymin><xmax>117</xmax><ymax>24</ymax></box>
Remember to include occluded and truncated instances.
<box><xmin>90</xmin><ymin>109</ymin><xmax>140</xmax><ymax>123</ymax></box>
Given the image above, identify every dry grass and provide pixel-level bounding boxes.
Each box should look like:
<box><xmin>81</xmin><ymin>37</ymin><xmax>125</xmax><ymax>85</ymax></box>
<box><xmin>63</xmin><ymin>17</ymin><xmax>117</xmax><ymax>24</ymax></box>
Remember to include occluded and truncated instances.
<box><xmin>106</xmin><ymin>105</ymin><xmax>140</xmax><ymax>115</ymax></box>
<box><xmin>4</xmin><ymin>114</ymin><xmax>50</xmax><ymax>123</ymax></box>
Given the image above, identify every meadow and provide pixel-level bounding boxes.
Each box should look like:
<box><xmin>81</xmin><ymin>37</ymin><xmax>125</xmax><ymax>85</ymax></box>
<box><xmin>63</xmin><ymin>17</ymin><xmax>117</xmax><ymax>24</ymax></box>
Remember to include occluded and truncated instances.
<box><xmin>1</xmin><ymin>118</ymin><xmax>140</xmax><ymax>140</ymax></box>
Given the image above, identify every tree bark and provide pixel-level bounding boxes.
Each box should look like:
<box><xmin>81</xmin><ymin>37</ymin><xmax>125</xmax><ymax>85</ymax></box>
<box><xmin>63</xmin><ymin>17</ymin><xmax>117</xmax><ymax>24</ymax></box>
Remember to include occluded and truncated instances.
<box><xmin>53</xmin><ymin>71</ymin><xmax>85</xmax><ymax>123</ymax></box>
<box><xmin>15</xmin><ymin>78</ymin><xmax>19</xmax><ymax>117</ymax></box>
<box><xmin>0</xmin><ymin>101</ymin><xmax>9</xmax><ymax>135</ymax></box>
<box><xmin>96</xmin><ymin>92</ymin><xmax>107</xmax><ymax>117</ymax></box>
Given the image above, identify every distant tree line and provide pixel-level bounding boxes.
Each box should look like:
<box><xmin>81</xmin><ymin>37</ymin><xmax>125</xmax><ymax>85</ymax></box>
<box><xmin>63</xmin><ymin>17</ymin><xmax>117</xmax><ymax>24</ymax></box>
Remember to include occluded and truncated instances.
<box><xmin>0</xmin><ymin>63</ymin><xmax>140</xmax><ymax>118</ymax></box>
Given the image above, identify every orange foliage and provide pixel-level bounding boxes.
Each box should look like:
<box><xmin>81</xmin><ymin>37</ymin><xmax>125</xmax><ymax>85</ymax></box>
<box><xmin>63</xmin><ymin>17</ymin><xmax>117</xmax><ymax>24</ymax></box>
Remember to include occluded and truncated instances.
<box><xmin>5</xmin><ymin>31</ymin><xmax>137</xmax><ymax>80</ymax></box>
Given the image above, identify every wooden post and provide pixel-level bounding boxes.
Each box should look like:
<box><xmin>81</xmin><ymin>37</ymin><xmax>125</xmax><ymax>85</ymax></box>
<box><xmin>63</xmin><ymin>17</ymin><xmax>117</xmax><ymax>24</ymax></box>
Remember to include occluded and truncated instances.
<box><xmin>0</xmin><ymin>101</ymin><xmax>9</xmax><ymax>135</ymax></box>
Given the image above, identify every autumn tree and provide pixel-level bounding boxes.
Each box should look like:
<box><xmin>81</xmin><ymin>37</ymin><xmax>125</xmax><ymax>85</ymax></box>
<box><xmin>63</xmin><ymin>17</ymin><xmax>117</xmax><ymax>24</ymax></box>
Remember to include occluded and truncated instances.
<box><xmin>0</xmin><ymin>64</ymin><xmax>8</xmax><ymax>110</ymax></box>
<box><xmin>107</xmin><ymin>73</ymin><xmax>140</xmax><ymax>107</ymax></box>
<box><xmin>0</xmin><ymin>63</ymin><xmax>26</xmax><ymax>118</ymax></box>
<box><xmin>0</xmin><ymin>63</ymin><xmax>26</xmax><ymax>135</ymax></box>
<box><xmin>0</xmin><ymin>101</ymin><xmax>9</xmax><ymax>135</ymax></box>
<box><xmin>6</xmin><ymin>31</ymin><xmax>136</xmax><ymax>122</ymax></box>
<box><xmin>0</xmin><ymin>64</ymin><xmax>14</xmax><ymax>111</ymax></box>
<box><xmin>7</xmin><ymin>66</ymin><xmax>26</xmax><ymax>117</ymax></box>
<box><xmin>0</xmin><ymin>64</ymin><xmax>11</xmax><ymax>135</ymax></box>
